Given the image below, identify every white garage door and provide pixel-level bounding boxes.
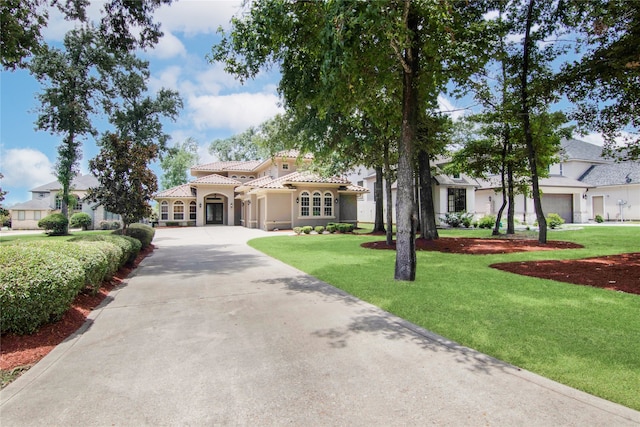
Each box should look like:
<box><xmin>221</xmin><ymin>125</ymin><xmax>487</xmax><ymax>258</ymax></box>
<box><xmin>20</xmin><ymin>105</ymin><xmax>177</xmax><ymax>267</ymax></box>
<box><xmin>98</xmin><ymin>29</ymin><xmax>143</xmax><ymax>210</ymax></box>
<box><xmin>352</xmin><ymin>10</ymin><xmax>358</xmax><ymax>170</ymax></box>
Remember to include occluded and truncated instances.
<box><xmin>541</xmin><ymin>194</ymin><xmax>573</xmax><ymax>224</ymax></box>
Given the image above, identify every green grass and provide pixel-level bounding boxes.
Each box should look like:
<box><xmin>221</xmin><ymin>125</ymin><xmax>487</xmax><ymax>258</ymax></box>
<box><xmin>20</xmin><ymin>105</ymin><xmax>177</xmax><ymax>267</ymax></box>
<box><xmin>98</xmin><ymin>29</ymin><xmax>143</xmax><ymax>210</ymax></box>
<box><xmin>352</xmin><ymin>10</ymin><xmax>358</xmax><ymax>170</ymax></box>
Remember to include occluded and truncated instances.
<box><xmin>0</xmin><ymin>230</ymin><xmax>112</xmax><ymax>244</ymax></box>
<box><xmin>249</xmin><ymin>226</ymin><xmax>640</xmax><ymax>411</ymax></box>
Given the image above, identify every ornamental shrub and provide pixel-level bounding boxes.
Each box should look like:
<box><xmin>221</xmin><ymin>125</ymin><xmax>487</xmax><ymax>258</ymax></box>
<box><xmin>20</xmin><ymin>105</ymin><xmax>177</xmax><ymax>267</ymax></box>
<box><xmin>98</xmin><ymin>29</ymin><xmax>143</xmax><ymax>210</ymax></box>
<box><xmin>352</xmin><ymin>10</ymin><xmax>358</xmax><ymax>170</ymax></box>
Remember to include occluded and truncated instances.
<box><xmin>314</xmin><ymin>226</ymin><xmax>325</xmax><ymax>234</ymax></box>
<box><xmin>99</xmin><ymin>220</ymin><xmax>110</xmax><ymax>230</ymax></box>
<box><xmin>337</xmin><ymin>223</ymin><xmax>354</xmax><ymax>233</ymax></box>
<box><xmin>69</xmin><ymin>234</ymin><xmax>139</xmax><ymax>267</ymax></box>
<box><xmin>70</xmin><ymin>212</ymin><xmax>92</xmax><ymax>230</ymax></box>
<box><xmin>440</xmin><ymin>212</ymin><xmax>474</xmax><ymax>228</ymax></box>
<box><xmin>595</xmin><ymin>214</ymin><xmax>604</xmax><ymax>223</ymax></box>
<box><xmin>293</xmin><ymin>227</ymin><xmax>302</xmax><ymax>235</ymax></box>
<box><xmin>67</xmin><ymin>236</ymin><xmax>124</xmax><ymax>277</ymax></box>
<box><xmin>326</xmin><ymin>224</ymin><xmax>336</xmax><ymax>233</ymax></box>
<box><xmin>38</xmin><ymin>213</ymin><xmax>68</xmax><ymax>235</ymax></box>
<box><xmin>0</xmin><ymin>246</ymin><xmax>85</xmax><ymax>334</ymax></box>
<box><xmin>114</xmin><ymin>223</ymin><xmax>155</xmax><ymax>249</ymax></box>
<box><xmin>478</xmin><ymin>215</ymin><xmax>496</xmax><ymax>229</ymax></box>
<box><xmin>110</xmin><ymin>220</ymin><xmax>122</xmax><ymax>230</ymax></box>
<box><xmin>302</xmin><ymin>226</ymin><xmax>313</xmax><ymax>234</ymax></box>
<box><xmin>546</xmin><ymin>213</ymin><xmax>565</xmax><ymax>229</ymax></box>
<box><xmin>13</xmin><ymin>241</ymin><xmax>110</xmax><ymax>294</ymax></box>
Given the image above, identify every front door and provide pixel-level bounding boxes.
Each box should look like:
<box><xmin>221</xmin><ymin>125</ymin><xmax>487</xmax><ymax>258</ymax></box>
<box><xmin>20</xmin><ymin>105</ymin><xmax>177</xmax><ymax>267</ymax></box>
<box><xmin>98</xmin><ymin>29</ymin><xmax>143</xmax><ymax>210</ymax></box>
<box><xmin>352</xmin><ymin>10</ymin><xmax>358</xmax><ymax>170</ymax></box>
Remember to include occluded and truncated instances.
<box><xmin>206</xmin><ymin>203</ymin><xmax>224</xmax><ymax>224</ymax></box>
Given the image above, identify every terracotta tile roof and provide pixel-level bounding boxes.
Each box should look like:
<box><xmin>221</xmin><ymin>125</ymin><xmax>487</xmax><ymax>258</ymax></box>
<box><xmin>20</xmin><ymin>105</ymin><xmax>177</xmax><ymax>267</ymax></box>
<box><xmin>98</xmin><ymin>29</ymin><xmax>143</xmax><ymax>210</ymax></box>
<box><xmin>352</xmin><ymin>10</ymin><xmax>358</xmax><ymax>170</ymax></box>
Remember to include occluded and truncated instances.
<box><xmin>342</xmin><ymin>184</ymin><xmax>369</xmax><ymax>193</ymax></box>
<box><xmin>192</xmin><ymin>174</ymin><xmax>241</xmax><ymax>185</ymax></box>
<box><xmin>247</xmin><ymin>171</ymin><xmax>368</xmax><ymax>192</ymax></box>
<box><xmin>191</xmin><ymin>160</ymin><xmax>263</xmax><ymax>173</ymax></box>
<box><xmin>273</xmin><ymin>150</ymin><xmax>314</xmax><ymax>160</ymax></box>
<box><xmin>155</xmin><ymin>184</ymin><xmax>195</xmax><ymax>198</ymax></box>
<box><xmin>236</xmin><ymin>175</ymin><xmax>275</xmax><ymax>191</ymax></box>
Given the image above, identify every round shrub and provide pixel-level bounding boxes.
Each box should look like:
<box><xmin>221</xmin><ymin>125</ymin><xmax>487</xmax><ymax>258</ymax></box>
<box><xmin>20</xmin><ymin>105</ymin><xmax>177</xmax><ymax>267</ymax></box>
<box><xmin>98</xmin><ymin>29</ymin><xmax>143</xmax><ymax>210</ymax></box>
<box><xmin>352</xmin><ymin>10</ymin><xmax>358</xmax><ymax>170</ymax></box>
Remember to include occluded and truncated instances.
<box><xmin>314</xmin><ymin>226</ymin><xmax>325</xmax><ymax>234</ymax></box>
<box><xmin>68</xmin><ymin>235</ymin><xmax>133</xmax><ymax>268</ymax></box>
<box><xmin>302</xmin><ymin>226</ymin><xmax>313</xmax><ymax>234</ymax></box>
<box><xmin>38</xmin><ymin>213</ymin><xmax>68</xmax><ymax>235</ymax></box>
<box><xmin>595</xmin><ymin>214</ymin><xmax>604</xmax><ymax>223</ymax></box>
<box><xmin>70</xmin><ymin>212</ymin><xmax>92</xmax><ymax>230</ymax></box>
<box><xmin>13</xmin><ymin>241</ymin><xmax>110</xmax><ymax>294</ymax></box>
<box><xmin>478</xmin><ymin>215</ymin><xmax>496</xmax><ymax>229</ymax></box>
<box><xmin>115</xmin><ymin>223</ymin><xmax>155</xmax><ymax>249</ymax></box>
<box><xmin>293</xmin><ymin>227</ymin><xmax>302</xmax><ymax>235</ymax></box>
<box><xmin>326</xmin><ymin>224</ymin><xmax>336</xmax><ymax>233</ymax></box>
<box><xmin>337</xmin><ymin>223</ymin><xmax>354</xmax><ymax>233</ymax></box>
<box><xmin>546</xmin><ymin>213</ymin><xmax>565</xmax><ymax>229</ymax></box>
<box><xmin>0</xmin><ymin>245</ymin><xmax>85</xmax><ymax>335</ymax></box>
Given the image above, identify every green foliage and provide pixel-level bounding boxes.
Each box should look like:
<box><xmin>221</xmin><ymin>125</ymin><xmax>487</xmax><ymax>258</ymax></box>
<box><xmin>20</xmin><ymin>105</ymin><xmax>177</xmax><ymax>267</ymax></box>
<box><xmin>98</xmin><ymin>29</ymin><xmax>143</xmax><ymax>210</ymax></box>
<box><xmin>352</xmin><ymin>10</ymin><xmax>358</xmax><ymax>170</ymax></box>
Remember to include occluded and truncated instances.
<box><xmin>478</xmin><ymin>215</ymin><xmax>497</xmax><ymax>229</ymax></box>
<box><xmin>314</xmin><ymin>226</ymin><xmax>325</xmax><ymax>234</ymax></box>
<box><xmin>302</xmin><ymin>226</ymin><xmax>313</xmax><ymax>234</ymax></box>
<box><xmin>595</xmin><ymin>214</ymin><xmax>604</xmax><ymax>223</ymax></box>
<box><xmin>546</xmin><ymin>213</ymin><xmax>565</xmax><ymax>229</ymax></box>
<box><xmin>12</xmin><ymin>240</ymin><xmax>110</xmax><ymax>294</ymax></box>
<box><xmin>326</xmin><ymin>224</ymin><xmax>337</xmax><ymax>233</ymax></box>
<box><xmin>440</xmin><ymin>212</ymin><xmax>474</xmax><ymax>228</ymax></box>
<box><xmin>65</xmin><ymin>236</ymin><xmax>122</xmax><ymax>276</ymax></box>
<box><xmin>70</xmin><ymin>212</ymin><xmax>92</xmax><ymax>230</ymax></box>
<box><xmin>0</xmin><ymin>245</ymin><xmax>84</xmax><ymax>335</ymax></box>
<box><xmin>68</xmin><ymin>234</ymin><xmax>139</xmax><ymax>267</ymax></box>
<box><xmin>336</xmin><ymin>223</ymin><xmax>354</xmax><ymax>233</ymax></box>
<box><xmin>160</xmin><ymin>137</ymin><xmax>199</xmax><ymax>189</ymax></box>
<box><xmin>38</xmin><ymin>213</ymin><xmax>69</xmax><ymax>235</ymax></box>
<box><xmin>88</xmin><ymin>133</ymin><xmax>158</xmax><ymax>228</ymax></box>
<box><xmin>293</xmin><ymin>227</ymin><xmax>302</xmax><ymax>235</ymax></box>
<box><xmin>120</xmin><ymin>223</ymin><xmax>155</xmax><ymax>248</ymax></box>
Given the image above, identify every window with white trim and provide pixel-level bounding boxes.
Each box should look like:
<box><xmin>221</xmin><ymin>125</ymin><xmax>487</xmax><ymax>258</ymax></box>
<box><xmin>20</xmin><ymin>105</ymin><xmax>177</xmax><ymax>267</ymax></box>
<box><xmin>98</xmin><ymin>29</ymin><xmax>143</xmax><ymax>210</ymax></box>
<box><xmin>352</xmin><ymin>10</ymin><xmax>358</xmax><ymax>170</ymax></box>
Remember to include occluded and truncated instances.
<box><xmin>173</xmin><ymin>201</ymin><xmax>184</xmax><ymax>220</ymax></box>
<box><xmin>161</xmin><ymin>201</ymin><xmax>168</xmax><ymax>220</ymax></box>
<box><xmin>282</xmin><ymin>163</ymin><xmax>289</xmax><ymax>170</ymax></box>
<box><xmin>34</xmin><ymin>211</ymin><xmax>42</xmax><ymax>220</ymax></box>
<box><xmin>300</xmin><ymin>191</ymin><xmax>310</xmax><ymax>216</ymax></box>
<box><xmin>312</xmin><ymin>191</ymin><xmax>321</xmax><ymax>216</ymax></box>
<box><xmin>324</xmin><ymin>192</ymin><xmax>333</xmax><ymax>216</ymax></box>
<box><xmin>189</xmin><ymin>201</ymin><xmax>196</xmax><ymax>220</ymax></box>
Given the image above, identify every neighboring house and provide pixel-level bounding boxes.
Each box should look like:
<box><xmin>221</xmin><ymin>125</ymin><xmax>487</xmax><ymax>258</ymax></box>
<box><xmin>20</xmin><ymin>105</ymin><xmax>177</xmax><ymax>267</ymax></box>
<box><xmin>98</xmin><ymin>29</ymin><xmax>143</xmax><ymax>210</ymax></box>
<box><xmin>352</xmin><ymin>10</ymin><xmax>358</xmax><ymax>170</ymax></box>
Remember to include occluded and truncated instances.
<box><xmin>347</xmin><ymin>165</ymin><xmax>477</xmax><ymax>225</ymax></box>
<box><xmin>154</xmin><ymin>151</ymin><xmax>368</xmax><ymax>230</ymax></box>
<box><xmin>9</xmin><ymin>174</ymin><xmax>121</xmax><ymax>230</ymax></box>
<box><xmin>474</xmin><ymin>138</ymin><xmax>640</xmax><ymax>223</ymax></box>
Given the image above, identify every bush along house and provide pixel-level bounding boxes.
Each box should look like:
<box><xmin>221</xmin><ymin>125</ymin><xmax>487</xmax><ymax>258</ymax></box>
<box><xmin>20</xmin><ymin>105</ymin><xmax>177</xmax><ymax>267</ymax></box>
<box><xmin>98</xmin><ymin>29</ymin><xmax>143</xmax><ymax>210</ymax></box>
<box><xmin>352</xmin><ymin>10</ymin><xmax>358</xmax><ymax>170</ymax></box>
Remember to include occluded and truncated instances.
<box><xmin>153</xmin><ymin>151</ymin><xmax>368</xmax><ymax>231</ymax></box>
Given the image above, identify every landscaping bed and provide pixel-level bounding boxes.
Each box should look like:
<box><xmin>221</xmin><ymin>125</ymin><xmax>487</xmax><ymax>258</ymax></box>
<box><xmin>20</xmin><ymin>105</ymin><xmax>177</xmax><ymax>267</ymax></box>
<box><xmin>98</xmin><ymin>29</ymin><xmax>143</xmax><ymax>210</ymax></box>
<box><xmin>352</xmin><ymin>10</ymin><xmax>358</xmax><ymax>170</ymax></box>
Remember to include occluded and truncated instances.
<box><xmin>1</xmin><ymin>244</ymin><xmax>154</xmax><ymax>387</ymax></box>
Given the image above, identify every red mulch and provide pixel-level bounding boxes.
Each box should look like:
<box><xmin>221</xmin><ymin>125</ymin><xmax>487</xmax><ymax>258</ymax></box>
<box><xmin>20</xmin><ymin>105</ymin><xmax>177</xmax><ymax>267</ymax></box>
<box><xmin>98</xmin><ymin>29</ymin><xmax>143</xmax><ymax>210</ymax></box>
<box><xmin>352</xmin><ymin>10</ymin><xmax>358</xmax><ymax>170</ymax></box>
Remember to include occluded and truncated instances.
<box><xmin>361</xmin><ymin>236</ymin><xmax>583</xmax><ymax>254</ymax></box>
<box><xmin>0</xmin><ymin>245</ymin><xmax>154</xmax><ymax>374</ymax></box>
<box><xmin>362</xmin><ymin>237</ymin><xmax>639</xmax><ymax>295</ymax></box>
<box><xmin>491</xmin><ymin>253</ymin><xmax>640</xmax><ymax>296</ymax></box>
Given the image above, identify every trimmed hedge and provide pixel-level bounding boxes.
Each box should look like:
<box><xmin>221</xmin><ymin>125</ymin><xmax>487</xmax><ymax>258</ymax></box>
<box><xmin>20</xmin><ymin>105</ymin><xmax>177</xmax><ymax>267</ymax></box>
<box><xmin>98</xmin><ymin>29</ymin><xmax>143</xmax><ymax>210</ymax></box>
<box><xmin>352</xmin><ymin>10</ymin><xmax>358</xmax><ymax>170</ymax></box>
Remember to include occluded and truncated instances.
<box><xmin>69</xmin><ymin>234</ymin><xmax>140</xmax><ymax>267</ymax></box>
<box><xmin>0</xmin><ymin>246</ymin><xmax>85</xmax><ymax>334</ymax></box>
<box><xmin>13</xmin><ymin>241</ymin><xmax>110</xmax><ymax>294</ymax></box>
<box><xmin>116</xmin><ymin>223</ymin><xmax>155</xmax><ymax>249</ymax></box>
<box><xmin>38</xmin><ymin>213</ymin><xmax>68</xmax><ymax>235</ymax></box>
<box><xmin>70</xmin><ymin>212</ymin><xmax>92</xmax><ymax>230</ymax></box>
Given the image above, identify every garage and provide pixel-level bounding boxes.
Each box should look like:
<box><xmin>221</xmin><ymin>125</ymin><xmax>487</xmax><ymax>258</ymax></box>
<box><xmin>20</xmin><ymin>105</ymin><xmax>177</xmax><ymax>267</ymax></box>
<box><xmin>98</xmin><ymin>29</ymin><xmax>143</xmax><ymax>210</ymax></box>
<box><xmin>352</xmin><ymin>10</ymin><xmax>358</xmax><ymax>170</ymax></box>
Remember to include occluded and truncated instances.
<box><xmin>541</xmin><ymin>194</ymin><xmax>573</xmax><ymax>224</ymax></box>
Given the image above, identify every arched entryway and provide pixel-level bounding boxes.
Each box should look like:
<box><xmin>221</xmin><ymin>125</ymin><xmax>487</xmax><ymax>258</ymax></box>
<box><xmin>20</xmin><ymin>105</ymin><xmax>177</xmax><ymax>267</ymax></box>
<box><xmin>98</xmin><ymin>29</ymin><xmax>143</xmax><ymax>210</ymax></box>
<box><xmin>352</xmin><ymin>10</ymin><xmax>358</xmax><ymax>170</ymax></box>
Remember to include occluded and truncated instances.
<box><xmin>204</xmin><ymin>193</ymin><xmax>227</xmax><ymax>225</ymax></box>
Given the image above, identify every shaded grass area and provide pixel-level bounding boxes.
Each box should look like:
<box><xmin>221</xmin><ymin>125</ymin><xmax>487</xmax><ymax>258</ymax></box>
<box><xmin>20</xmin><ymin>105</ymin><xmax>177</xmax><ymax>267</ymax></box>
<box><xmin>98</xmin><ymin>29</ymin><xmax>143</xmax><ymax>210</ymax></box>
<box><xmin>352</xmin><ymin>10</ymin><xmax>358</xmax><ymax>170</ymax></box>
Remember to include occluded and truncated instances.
<box><xmin>249</xmin><ymin>226</ymin><xmax>640</xmax><ymax>411</ymax></box>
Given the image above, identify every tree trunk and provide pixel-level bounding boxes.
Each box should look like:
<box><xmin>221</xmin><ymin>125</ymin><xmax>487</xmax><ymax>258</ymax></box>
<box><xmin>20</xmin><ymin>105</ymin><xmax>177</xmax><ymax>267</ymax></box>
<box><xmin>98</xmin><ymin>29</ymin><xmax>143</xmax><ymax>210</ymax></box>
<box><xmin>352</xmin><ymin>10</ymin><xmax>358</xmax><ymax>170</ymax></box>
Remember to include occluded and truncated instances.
<box><xmin>394</xmin><ymin>6</ymin><xmax>418</xmax><ymax>281</ymax></box>
<box><xmin>417</xmin><ymin>149</ymin><xmax>438</xmax><ymax>240</ymax></box>
<box><xmin>373</xmin><ymin>166</ymin><xmax>385</xmax><ymax>233</ymax></box>
<box><xmin>520</xmin><ymin>0</ymin><xmax>547</xmax><ymax>243</ymax></box>
<box><xmin>493</xmin><ymin>137</ymin><xmax>508</xmax><ymax>236</ymax></box>
<box><xmin>383</xmin><ymin>142</ymin><xmax>394</xmax><ymax>246</ymax></box>
<box><xmin>506</xmin><ymin>158</ymin><xmax>515</xmax><ymax>235</ymax></box>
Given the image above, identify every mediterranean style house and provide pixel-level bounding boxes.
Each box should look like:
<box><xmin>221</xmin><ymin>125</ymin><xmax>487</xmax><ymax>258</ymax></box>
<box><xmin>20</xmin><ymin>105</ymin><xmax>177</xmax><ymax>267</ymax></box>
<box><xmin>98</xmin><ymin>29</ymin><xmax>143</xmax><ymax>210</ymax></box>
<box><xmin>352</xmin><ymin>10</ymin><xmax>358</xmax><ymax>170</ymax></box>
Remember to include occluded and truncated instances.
<box><xmin>154</xmin><ymin>151</ymin><xmax>368</xmax><ymax>230</ymax></box>
<box><xmin>475</xmin><ymin>138</ymin><xmax>640</xmax><ymax>224</ymax></box>
<box><xmin>9</xmin><ymin>174</ymin><xmax>121</xmax><ymax>230</ymax></box>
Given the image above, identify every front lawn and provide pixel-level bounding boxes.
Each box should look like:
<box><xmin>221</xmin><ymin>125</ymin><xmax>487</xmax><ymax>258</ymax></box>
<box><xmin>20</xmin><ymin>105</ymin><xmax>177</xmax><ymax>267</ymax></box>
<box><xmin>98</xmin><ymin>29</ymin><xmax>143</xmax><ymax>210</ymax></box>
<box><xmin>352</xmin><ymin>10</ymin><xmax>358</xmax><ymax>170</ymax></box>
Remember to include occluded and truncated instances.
<box><xmin>248</xmin><ymin>226</ymin><xmax>640</xmax><ymax>411</ymax></box>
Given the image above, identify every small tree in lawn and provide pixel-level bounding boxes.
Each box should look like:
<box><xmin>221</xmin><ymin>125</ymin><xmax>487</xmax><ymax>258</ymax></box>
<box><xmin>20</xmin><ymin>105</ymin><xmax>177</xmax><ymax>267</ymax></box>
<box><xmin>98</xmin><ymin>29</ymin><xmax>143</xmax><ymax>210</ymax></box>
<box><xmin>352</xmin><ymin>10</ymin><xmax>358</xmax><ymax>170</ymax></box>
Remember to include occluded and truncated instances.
<box><xmin>88</xmin><ymin>133</ymin><xmax>158</xmax><ymax>231</ymax></box>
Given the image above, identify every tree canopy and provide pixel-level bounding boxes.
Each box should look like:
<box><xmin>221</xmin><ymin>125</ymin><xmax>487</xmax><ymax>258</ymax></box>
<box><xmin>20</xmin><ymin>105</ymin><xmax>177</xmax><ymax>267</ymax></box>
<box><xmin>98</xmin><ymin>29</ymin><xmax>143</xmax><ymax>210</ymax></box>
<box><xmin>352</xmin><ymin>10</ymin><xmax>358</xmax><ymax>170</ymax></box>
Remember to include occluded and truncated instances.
<box><xmin>160</xmin><ymin>138</ymin><xmax>200</xmax><ymax>190</ymax></box>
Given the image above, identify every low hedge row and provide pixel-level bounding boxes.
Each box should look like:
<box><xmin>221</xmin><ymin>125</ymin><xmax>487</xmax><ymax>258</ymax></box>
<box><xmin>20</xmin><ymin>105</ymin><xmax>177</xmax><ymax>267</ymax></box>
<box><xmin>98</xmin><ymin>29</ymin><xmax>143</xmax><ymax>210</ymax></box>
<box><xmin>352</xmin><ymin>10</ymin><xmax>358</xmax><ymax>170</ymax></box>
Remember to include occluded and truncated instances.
<box><xmin>115</xmin><ymin>223</ymin><xmax>155</xmax><ymax>249</ymax></box>
<box><xmin>293</xmin><ymin>223</ymin><xmax>355</xmax><ymax>235</ymax></box>
<box><xmin>0</xmin><ymin>246</ymin><xmax>85</xmax><ymax>335</ymax></box>
<box><xmin>1</xmin><ymin>231</ymin><xmax>151</xmax><ymax>335</ymax></box>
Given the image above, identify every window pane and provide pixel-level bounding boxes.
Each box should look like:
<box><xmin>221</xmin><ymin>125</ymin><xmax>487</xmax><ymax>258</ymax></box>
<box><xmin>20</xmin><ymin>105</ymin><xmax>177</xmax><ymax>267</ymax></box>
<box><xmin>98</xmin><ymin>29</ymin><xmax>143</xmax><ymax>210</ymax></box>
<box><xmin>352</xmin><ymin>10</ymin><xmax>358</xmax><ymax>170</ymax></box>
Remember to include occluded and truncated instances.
<box><xmin>313</xmin><ymin>192</ymin><xmax>321</xmax><ymax>216</ymax></box>
<box><xmin>300</xmin><ymin>192</ymin><xmax>309</xmax><ymax>216</ymax></box>
<box><xmin>324</xmin><ymin>193</ymin><xmax>333</xmax><ymax>216</ymax></box>
<box><xmin>173</xmin><ymin>202</ymin><xmax>184</xmax><ymax>220</ymax></box>
<box><xmin>189</xmin><ymin>201</ymin><xmax>196</xmax><ymax>220</ymax></box>
<box><xmin>161</xmin><ymin>202</ymin><xmax>168</xmax><ymax>220</ymax></box>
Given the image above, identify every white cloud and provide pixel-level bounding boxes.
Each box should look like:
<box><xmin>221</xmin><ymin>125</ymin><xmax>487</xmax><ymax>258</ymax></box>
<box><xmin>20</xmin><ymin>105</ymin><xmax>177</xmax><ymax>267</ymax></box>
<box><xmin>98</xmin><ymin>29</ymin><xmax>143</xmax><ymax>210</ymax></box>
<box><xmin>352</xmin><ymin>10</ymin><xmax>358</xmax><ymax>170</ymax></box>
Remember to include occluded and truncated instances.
<box><xmin>149</xmin><ymin>65</ymin><xmax>183</xmax><ymax>93</ymax></box>
<box><xmin>2</xmin><ymin>148</ymin><xmax>56</xmax><ymax>189</ymax></box>
<box><xmin>438</xmin><ymin>95</ymin><xmax>467</xmax><ymax>121</ymax></box>
<box><xmin>189</xmin><ymin>92</ymin><xmax>283</xmax><ymax>132</ymax></box>
<box><xmin>149</xmin><ymin>31</ymin><xmax>187</xmax><ymax>59</ymax></box>
<box><xmin>155</xmin><ymin>1</ymin><xmax>243</xmax><ymax>36</ymax></box>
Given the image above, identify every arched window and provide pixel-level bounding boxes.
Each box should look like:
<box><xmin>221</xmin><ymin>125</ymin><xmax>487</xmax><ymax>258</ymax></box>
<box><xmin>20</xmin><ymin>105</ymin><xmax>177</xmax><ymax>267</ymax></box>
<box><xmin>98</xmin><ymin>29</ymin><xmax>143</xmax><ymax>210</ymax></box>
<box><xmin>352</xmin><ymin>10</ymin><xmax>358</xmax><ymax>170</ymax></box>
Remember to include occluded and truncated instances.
<box><xmin>312</xmin><ymin>191</ymin><xmax>321</xmax><ymax>216</ymax></box>
<box><xmin>240</xmin><ymin>175</ymin><xmax>246</xmax><ymax>179</ymax></box>
<box><xmin>249</xmin><ymin>176</ymin><xmax>255</xmax><ymax>179</ymax></box>
<box><xmin>324</xmin><ymin>192</ymin><xmax>333</xmax><ymax>217</ymax></box>
<box><xmin>161</xmin><ymin>201</ymin><xmax>168</xmax><ymax>220</ymax></box>
<box><xmin>189</xmin><ymin>201</ymin><xmax>196</xmax><ymax>220</ymax></box>
<box><xmin>300</xmin><ymin>191</ymin><xmax>310</xmax><ymax>216</ymax></box>
<box><xmin>231</xmin><ymin>175</ymin><xmax>237</xmax><ymax>179</ymax></box>
<box><xmin>173</xmin><ymin>201</ymin><xmax>184</xmax><ymax>220</ymax></box>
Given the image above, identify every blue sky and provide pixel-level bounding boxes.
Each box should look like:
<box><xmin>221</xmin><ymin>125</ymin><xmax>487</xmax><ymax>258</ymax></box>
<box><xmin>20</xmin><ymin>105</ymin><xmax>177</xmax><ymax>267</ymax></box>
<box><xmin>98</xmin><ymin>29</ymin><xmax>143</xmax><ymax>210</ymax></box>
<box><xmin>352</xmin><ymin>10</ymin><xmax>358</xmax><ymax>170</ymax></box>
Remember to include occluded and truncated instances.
<box><xmin>1</xmin><ymin>1</ymin><xmax>609</xmax><ymax>208</ymax></box>
<box><xmin>0</xmin><ymin>0</ymin><xmax>287</xmax><ymax>206</ymax></box>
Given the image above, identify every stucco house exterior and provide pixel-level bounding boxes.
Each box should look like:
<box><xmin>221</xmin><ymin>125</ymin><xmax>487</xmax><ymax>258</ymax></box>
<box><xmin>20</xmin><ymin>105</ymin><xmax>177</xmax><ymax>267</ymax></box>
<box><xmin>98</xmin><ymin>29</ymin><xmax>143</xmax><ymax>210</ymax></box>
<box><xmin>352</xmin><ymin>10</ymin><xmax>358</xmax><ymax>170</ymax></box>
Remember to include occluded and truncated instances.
<box><xmin>154</xmin><ymin>151</ymin><xmax>368</xmax><ymax>230</ymax></box>
<box><xmin>474</xmin><ymin>138</ymin><xmax>640</xmax><ymax>223</ymax></box>
<box><xmin>9</xmin><ymin>174</ymin><xmax>121</xmax><ymax>230</ymax></box>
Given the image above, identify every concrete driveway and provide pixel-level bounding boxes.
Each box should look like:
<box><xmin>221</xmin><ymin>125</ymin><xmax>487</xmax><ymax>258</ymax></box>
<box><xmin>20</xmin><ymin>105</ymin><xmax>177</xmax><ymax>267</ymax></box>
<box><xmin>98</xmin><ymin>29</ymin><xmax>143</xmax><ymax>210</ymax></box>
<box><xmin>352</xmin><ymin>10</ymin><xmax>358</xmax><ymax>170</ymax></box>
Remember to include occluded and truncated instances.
<box><xmin>1</xmin><ymin>226</ymin><xmax>639</xmax><ymax>426</ymax></box>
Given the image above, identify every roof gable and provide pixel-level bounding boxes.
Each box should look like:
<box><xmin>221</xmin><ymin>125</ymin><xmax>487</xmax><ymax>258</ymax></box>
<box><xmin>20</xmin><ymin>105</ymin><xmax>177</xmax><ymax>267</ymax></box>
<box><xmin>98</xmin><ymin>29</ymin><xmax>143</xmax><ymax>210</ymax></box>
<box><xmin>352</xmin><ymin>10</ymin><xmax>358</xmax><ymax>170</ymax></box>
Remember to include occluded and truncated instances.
<box><xmin>579</xmin><ymin>162</ymin><xmax>640</xmax><ymax>186</ymax></box>
<box><xmin>30</xmin><ymin>174</ymin><xmax>99</xmax><ymax>192</ymax></box>
<box><xmin>560</xmin><ymin>138</ymin><xmax>611</xmax><ymax>163</ymax></box>
<box><xmin>155</xmin><ymin>184</ymin><xmax>196</xmax><ymax>199</ymax></box>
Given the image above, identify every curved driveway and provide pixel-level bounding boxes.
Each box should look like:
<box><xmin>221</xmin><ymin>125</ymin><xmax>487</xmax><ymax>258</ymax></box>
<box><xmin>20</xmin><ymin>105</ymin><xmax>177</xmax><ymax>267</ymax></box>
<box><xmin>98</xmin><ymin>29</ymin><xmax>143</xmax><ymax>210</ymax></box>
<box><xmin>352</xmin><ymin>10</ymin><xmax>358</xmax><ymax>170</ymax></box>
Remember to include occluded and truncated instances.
<box><xmin>2</xmin><ymin>226</ymin><xmax>639</xmax><ymax>426</ymax></box>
